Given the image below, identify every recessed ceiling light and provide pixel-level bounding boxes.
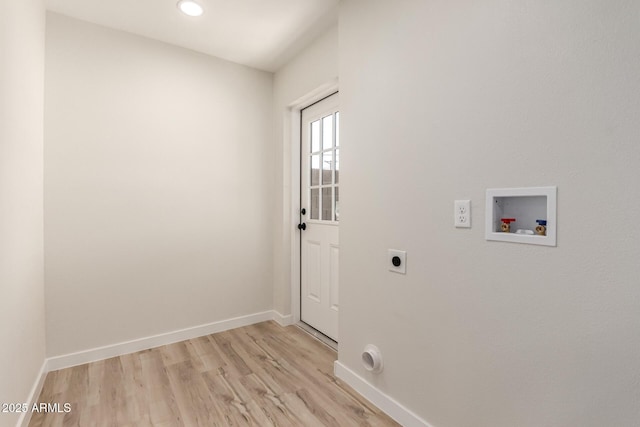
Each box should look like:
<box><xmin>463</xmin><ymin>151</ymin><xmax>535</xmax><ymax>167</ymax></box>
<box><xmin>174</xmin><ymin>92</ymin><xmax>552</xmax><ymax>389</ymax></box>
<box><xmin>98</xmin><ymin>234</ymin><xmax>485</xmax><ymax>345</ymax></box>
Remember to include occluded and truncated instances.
<box><xmin>177</xmin><ymin>0</ymin><xmax>204</xmax><ymax>17</ymax></box>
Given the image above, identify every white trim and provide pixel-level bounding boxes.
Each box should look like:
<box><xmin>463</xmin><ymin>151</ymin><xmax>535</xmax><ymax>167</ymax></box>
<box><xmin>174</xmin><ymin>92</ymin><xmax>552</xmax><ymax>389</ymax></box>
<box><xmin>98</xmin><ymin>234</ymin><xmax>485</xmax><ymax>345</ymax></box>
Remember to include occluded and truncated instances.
<box><xmin>272</xmin><ymin>310</ymin><xmax>294</xmax><ymax>326</ymax></box>
<box><xmin>287</xmin><ymin>78</ymin><xmax>339</xmax><ymax>326</ymax></box>
<box><xmin>47</xmin><ymin>311</ymin><xmax>276</xmax><ymax>371</ymax></box>
<box><xmin>289</xmin><ymin>105</ymin><xmax>302</xmax><ymax>325</ymax></box>
<box><xmin>288</xmin><ymin>79</ymin><xmax>339</xmax><ymax>111</ymax></box>
<box><xmin>17</xmin><ymin>359</ymin><xmax>48</xmax><ymax>427</ymax></box>
<box><xmin>334</xmin><ymin>361</ymin><xmax>433</xmax><ymax>427</ymax></box>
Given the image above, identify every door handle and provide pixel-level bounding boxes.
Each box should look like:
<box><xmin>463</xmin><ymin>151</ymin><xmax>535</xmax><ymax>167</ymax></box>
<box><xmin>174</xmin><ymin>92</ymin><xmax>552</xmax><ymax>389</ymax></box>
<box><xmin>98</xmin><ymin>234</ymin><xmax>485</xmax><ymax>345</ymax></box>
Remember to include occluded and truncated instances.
<box><xmin>297</xmin><ymin>223</ymin><xmax>306</xmax><ymax>231</ymax></box>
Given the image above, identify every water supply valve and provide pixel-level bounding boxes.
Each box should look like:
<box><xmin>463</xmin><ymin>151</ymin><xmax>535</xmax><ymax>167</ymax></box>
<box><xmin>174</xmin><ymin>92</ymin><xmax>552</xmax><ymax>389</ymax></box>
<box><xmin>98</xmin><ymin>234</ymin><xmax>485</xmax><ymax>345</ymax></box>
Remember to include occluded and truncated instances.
<box><xmin>500</xmin><ymin>218</ymin><xmax>516</xmax><ymax>233</ymax></box>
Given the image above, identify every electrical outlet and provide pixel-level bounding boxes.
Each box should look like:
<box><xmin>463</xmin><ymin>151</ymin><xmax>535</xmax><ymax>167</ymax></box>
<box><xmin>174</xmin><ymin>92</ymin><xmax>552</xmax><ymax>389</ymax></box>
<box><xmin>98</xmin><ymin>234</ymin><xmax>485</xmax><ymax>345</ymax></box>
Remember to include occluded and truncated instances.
<box><xmin>454</xmin><ymin>200</ymin><xmax>471</xmax><ymax>228</ymax></box>
<box><xmin>388</xmin><ymin>249</ymin><xmax>406</xmax><ymax>274</ymax></box>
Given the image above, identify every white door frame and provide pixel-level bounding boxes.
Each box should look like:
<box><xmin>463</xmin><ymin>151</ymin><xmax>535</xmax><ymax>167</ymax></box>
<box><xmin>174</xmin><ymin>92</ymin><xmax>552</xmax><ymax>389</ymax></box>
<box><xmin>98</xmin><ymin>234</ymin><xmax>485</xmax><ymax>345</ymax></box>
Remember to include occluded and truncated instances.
<box><xmin>287</xmin><ymin>79</ymin><xmax>339</xmax><ymax>326</ymax></box>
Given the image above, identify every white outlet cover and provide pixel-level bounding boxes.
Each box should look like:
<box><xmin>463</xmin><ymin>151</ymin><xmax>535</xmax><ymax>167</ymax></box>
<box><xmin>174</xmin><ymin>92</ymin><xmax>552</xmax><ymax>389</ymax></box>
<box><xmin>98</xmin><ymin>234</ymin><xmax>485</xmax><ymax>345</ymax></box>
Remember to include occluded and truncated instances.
<box><xmin>454</xmin><ymin>200</ymin><xmax>471</xmax><ymax>228</ymax></box>
<box><xmin>388</xmin><ymin>249</ymin><xmax>406</xmax><ymax>274</ymax></box>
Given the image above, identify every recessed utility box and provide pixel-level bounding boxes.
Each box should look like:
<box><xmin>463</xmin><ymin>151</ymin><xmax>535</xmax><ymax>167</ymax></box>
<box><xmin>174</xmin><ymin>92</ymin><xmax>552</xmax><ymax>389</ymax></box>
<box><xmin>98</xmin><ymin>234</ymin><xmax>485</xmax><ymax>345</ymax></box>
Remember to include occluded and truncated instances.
<box><xmin>485</xmin><ymin>186</ymin><xmax>557</xmax><ymax>246</ymax></box>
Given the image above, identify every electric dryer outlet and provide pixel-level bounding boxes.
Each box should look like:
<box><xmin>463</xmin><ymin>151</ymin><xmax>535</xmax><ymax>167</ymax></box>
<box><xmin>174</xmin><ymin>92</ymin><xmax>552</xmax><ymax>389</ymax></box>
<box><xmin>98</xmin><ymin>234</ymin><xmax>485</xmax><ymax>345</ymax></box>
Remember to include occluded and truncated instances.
<box><xmin>388</xmin><ymin>249</ymin><xmax>406</xmax><ymax>274</ymax></box>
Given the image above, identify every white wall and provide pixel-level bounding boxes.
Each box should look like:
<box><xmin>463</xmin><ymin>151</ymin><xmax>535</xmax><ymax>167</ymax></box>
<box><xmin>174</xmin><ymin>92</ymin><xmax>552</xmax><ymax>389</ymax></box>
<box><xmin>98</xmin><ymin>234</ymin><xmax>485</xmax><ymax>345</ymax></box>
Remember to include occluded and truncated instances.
<box><xmin>45</xmin><ymin>13</ymin><xmax>274</xmax><ymax>357</ymax></box>
<box><xmin>0</xmin><ymin>0</ymin><xmax>46</xmax><ymax>425</ymax></box>
<box><xmin>338</xmin><ymin>1</ymin><xmax>640</xmax><ymax>426</ymax></box>
<box><xmin>272</xmin><ymin>25</ymin><xmax>338</xmax><ymax>316</ymax></box>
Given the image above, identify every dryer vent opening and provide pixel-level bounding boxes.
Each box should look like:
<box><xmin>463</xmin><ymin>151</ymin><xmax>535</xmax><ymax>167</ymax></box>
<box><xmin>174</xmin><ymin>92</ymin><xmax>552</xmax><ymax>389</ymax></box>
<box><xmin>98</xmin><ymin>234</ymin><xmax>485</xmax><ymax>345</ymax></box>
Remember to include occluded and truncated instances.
<box><xmin>362</xmin><ymin>345</ymin><xmax>383</xmax><ymax>373</ymax></box>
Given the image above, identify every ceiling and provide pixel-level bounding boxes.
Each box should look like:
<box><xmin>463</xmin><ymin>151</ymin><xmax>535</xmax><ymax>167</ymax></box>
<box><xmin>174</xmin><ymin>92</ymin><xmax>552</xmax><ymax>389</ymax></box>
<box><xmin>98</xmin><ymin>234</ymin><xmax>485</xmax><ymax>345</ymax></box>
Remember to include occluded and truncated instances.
<box><xmin>45</xmin><ymin>0</ymin><xmax>340</xmax><ymax>72</ymax></box>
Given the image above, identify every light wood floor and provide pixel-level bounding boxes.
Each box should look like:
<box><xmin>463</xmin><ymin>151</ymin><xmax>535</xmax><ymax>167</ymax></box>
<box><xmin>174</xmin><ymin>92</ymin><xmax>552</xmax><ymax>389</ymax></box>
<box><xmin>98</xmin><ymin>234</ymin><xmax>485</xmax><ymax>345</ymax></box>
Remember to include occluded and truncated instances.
<box><xmin>30</xmin><ymin>321</ymin><xmax>399</xmax><ymax>426</ymax></box>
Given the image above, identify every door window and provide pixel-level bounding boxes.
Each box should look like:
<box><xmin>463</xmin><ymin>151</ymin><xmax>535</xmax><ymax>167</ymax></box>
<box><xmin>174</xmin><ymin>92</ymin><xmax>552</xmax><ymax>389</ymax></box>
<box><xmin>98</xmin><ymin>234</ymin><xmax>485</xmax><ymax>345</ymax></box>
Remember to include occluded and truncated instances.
<box><xmin>309</xmin><ymin>111</ymin><xmax>339</xmax><ymax>222</ymax></box>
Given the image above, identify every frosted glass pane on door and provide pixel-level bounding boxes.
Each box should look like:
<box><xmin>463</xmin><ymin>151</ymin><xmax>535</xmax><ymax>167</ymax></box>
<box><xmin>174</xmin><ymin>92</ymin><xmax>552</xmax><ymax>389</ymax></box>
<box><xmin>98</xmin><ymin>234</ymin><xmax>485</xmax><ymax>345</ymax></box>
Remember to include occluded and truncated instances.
<box><xmin>311</xmin><ymin>155</ymin><xmax>320</xmax><ymax>186</ymax></box>
<box><xmin>322</xmin><ymin>188</ymin><xmax>332</xmax><ymax>221</ymax></box>
<box><xmin>334</xmin><ymin>186</ymin><xmax>339</xmax><ymax>221</ymax></box>
<box><xmin>334</xmin><ymin>148</ymin><xmax>339</xmax><ymax>185</ymax></box>
<box><xmin>335</xmin><ymin>112</ymin><xmax>339</xmax><ymax>147</ymax></box>
<box><xmin>322</xmin><ymin>152</ymin><xmax>332</xmax><ymax>185</ymax></box>
<box><xmin>311</xmin><ymin>120</ymin><xmax>320</xmax><ymax>153</ymax></box>
<box><xmin>322</xmin><ymin>115</ymin><xmax>333</xmax><ymax>151</ymax></box>
<box><xmin>310</xmin><ymin>188</ymin><xmax>319</xmax><ymax>220</ymax></box>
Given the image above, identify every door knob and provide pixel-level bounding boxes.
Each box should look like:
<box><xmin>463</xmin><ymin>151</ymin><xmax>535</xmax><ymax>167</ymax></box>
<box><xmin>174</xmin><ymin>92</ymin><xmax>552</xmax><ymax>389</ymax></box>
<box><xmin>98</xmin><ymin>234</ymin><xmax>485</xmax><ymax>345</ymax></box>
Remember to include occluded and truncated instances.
<box><xmin>297</xmin><ymin>223</ymin><xmax>306</xmax><ymax>231</ymax></box>
<box><xmin>301</xmin><ymin>208</ymin><xmax>306</xmax><ymax>215</ymax></box>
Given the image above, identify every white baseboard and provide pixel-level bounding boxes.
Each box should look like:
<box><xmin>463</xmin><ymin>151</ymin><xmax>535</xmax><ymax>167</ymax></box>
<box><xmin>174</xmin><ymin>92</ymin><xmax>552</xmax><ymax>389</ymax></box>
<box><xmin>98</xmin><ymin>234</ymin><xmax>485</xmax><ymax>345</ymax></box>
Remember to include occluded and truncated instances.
<box><xmin>16</xmin><ymin>359</ymin><xmax>48</xmax><ymax>427</ymax></box>
<box><xmin>19</xmin><ymin>315</ymin><xmax>427</xmax><ymax>427</ymax></box>
<box><xmin>48</xmin><ymin>310</ymin><xmax>277</xmax><ymax>371</ymax></box>
<box><xmin>272</xmin><ymin>310</ymin><xmax>294</xmax><ymax>327</ymax></box>
<box><xmin>334</xmin><ymin>361</ymin><xmax>433</xmax><ymax>427</ymax></box>
<box><xmin>19</xmin><ymin>309</ymin><xmax>293</xmax><ymax>427</ymax></box>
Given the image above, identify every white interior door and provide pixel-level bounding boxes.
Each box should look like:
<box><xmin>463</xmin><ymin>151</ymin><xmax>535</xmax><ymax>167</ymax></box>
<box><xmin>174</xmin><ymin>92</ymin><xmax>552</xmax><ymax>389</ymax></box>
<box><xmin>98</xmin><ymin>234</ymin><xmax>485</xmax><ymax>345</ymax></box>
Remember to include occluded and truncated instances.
<box><xmin>300</xmin><ymin>93</ymin><xmax>339</xmax><ymax>341</ymax></box>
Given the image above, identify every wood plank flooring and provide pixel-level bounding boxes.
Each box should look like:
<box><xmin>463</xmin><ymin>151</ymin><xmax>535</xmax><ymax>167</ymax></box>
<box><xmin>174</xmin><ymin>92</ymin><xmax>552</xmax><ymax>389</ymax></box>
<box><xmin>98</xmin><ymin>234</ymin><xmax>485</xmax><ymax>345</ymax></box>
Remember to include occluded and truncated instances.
<box><xmin>30</xmin><ymin>321</ymin><xmax>400</xmax><ymax>426</ymax></box>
